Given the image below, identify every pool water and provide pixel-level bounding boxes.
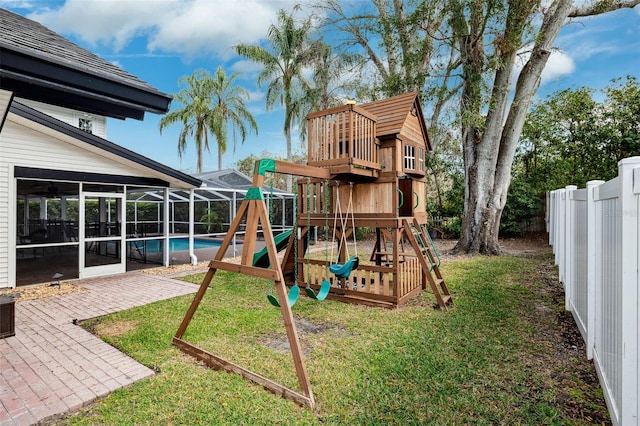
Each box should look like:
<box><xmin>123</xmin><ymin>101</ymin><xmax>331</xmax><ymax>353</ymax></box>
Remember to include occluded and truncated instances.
<box><xmin>130</xmin><ymin>237</ymin><xmax>221</xmax><ymax>254</ymax></box>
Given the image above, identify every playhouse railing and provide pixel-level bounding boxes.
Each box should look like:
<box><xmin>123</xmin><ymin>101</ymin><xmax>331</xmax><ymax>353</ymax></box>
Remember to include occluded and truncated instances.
<box><xmin>303</xmin><ymin>257</ymin><xmax>423</xmax><ymax>306</ymax></box>
<box><xmin>307</xmin><ymin>104</ymin><xmax>380</xmax><ymax>172</ymax></box>
<box><xmin>297</xmin><ymin>180</ymin><xmax>330</xmax><ymax>217</ymax></box>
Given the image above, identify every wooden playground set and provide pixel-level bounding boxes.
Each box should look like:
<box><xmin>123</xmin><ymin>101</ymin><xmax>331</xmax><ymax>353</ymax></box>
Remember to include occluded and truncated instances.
<box><xmin>173</xmin><ymin>91</ymin><xmax>454</xmax><ymax>409</ymax></box>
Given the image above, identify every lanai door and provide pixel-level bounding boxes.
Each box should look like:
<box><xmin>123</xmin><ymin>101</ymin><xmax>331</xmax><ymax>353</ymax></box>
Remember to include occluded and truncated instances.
<box><xmin>79</xmin><ymin>191</ymin><xmax>126</xmax><ymax>279</ymax></box>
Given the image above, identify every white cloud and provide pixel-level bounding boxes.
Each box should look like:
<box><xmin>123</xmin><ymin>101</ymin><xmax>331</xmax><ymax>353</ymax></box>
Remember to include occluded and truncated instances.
<box><xmin>564</xmin><ymin>38</ymin><xmax>624</xmax><ymax>62</ymax></box>
<box><xmin>244</xmin><ymin>88</ymin><xmax>265</xmax><ymax>104</ymax></box>
<box><xmin>540</xmin><ymin>50</ymin><xmax>575</xmax><ymax>83</ymax></box>
<box><xmin>230</xmin><ymin>59</ymin><xmax>264</xmax><ymax>75</ymax></box>
<box><xmin>147</xmin><ymin>0</ymin><xmax>284</xmax><ymax>60</ymax></box>
<box><xmin>514</xmin><ymin>47</ymin><xmax>575</xmax><ymax>86</ymax></box>
<box><xmin>0</xmin><ymin>0</ymin><xmax>34</xmax><ymax>8</ymax></box>
<box><xmin>28</xmin><ymin>1</ymin><xmax>172</xmax><ymax>52</ymax></box>
<box><xmin>24</xmin><ymin>0</ymin><xmax>298</xmax><ymax>59</ymax></box>
<box><xmin>556</xmin><ymin>14</ymin><xmax>636</xmax><ymax>62</ymax></box>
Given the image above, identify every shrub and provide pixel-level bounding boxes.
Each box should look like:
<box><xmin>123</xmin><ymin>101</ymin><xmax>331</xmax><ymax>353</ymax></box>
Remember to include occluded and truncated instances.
<box><xmin>441</xmin><ymin>216</ymin><xmax>461</xmax><ymax>238</ymax></box>
<box><xmin>500</xmin><ymin>177</ymin><xmax>542</xmax><ymax>236</ymax></box>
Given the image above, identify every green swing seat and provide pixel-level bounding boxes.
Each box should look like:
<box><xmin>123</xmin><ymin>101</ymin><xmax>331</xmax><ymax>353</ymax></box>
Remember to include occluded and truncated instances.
<box><xmin>267</xmin><ymin>285</ymin><xmax>300</xmax><ymax>308</ymax></box>
<box><xmin>329</xmin><ymin>256</ymin><xmax>359</xmax><ymax>279</ymax></box>
<box><xmin>305</xmin><ymin>279</ymin><xmax>331</xmax><ymax>301</ymax></box>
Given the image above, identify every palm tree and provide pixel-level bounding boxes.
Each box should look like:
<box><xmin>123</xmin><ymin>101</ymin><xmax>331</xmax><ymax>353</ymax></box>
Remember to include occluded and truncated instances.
<box><xmin>292</xmin><ymin>42</ymin><xmax>361</xmax><ymax>142</ymax></box>
<box><xmin>209</xmin><ymin>66</ymin><xmax>258</xmax><ymax>170</ymax></box>
<box><xmin>159</xmin><ymin>68</ymin><xmax>257</xmax><ymax>172</ymax></box>
<box><xmin>159</xmin><ymin>69</ymin><xmax>216</xmax><ymax>173</ymax></box>
<box><xmin>235</xmin><ymin>9</ymin><xmax>316</xmax><ymax>189</ymax></box>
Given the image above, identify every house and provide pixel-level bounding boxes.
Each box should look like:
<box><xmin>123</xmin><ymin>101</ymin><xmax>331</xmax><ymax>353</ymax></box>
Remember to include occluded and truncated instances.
<box><xmin>0</xmin><ymin>8</ymin><xmax>202</xmax><ymax>288</ymax></box>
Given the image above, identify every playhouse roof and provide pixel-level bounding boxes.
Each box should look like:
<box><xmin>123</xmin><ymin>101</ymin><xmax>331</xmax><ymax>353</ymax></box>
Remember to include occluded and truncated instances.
<box><xmin>359</xmin><ymin>91</ymin><xmax>431</xmax><ymax>150</ymax></box>
<box><xmin>0</xmin><ymin>8</ymin><xmax>171</xmax><ymax>120</ymax></box>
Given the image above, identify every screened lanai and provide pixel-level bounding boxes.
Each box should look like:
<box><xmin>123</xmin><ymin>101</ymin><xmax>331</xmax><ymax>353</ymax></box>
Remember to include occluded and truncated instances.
<box><xmin>127</xmin><ymin>169</ymin><xmax>295</xmax><ymax>263</ymax></box>
<box><xmin>15</xmin><ymin>169</ymin><xmax>295</xmax><ymax>286</ymax></box>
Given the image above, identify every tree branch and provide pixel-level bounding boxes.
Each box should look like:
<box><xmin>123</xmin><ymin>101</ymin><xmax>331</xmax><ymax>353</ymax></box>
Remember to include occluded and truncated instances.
<box><xmin>569</xmin><ymin>0</ymin><xmax>640</xmax><ymax>17</ymax></box>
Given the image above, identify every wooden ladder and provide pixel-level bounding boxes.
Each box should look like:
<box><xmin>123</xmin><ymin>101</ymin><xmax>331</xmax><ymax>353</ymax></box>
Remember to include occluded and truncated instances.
<box><xmin>402</xmin><ymin>219</ymin><xmax>453</xmax><ymax>310</ymax></box>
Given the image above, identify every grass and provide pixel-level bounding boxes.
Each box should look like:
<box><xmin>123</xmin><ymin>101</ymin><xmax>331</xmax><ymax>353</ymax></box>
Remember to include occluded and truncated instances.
<box><xmin>57</xmin><ymin>252</ymin><xmax>609</xmax><ymax>425</ymax></box>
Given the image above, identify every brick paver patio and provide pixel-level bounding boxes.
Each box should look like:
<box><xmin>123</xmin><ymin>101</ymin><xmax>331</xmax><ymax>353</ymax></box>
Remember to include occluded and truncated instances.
<box><xmin>0</xmin><ymin>272</ymin><xmax>197</xmax><ymax>425</ymax></box>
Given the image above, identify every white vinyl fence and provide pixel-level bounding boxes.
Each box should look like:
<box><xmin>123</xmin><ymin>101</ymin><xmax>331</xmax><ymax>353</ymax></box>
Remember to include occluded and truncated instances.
<box><xmin>548</xmin><ymin>156</ymin><xmax>640</xmax><ymax>426</ymax></box>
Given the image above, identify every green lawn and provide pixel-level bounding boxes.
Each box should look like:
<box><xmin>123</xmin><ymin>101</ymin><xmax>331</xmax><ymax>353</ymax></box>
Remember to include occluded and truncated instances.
<box><xmin>58</xmin><ymin>251</ymin><xmax>609</xmax><ymax>425</ymax></box>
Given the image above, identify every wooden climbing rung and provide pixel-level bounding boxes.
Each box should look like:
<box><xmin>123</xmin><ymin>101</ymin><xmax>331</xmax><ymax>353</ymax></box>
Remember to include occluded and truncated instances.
<box><xmin>402</xmin><ymin>219</ymin><xmax>454</xmax><ymax>310</ymax></box>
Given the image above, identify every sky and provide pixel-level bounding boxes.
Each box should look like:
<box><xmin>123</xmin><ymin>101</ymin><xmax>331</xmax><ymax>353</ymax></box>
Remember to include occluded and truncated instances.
<box><xmin>1</xmin><ymin>0</ymin><xmax>639</xmax><ymax>175</ymax></box>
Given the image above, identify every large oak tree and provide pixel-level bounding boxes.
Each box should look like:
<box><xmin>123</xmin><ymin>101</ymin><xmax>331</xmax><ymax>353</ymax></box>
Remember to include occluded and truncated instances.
<box><xmin>314</xmin><ymin>0</ymin><xmax>639</xmax><ymax>254</ymax></box>
<box><xmin>452</xmin><ymin>0</ymin><xmax>639</xmax><ymax>254</ymax></box>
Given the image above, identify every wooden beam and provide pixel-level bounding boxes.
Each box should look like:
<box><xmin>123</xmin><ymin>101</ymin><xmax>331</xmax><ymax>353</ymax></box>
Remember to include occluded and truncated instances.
<box><xmin>207</xmin><ymin>260</ymin><xmax>279</xmax><ymax>280</ymax></box>
<box><xmin>272</xmin><ymin>160</ymin><xmax>331</xmax><ymax>179</ymax></box>
<box><xmin>172</xmin><ymin>338</ymin><xmax>315</xmax><ymax>409</ymax></box>
<box><xmin>265</xmin><ymin>231</ymin><xmax>315</xmax><ymax>402</ymax></box>
<box><xmin>174</xmin><ymin>267</ymin><xmax>217</xmax><ymax>339</ymax></box>
<box><xmin>174</xmin><ymin>171</ymin><xmax>315</xmax><ymax>410</ymax></box>
<box><xmin>241</xmin><ymin>199</ymin><xmax>262</xmax><ymax>265</ymax></box>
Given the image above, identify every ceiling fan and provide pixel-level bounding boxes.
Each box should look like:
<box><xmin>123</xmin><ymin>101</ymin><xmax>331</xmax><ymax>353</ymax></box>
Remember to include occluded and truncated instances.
<box><xmin>32</xmin><ymin>183</ymin><xmax>72</xmax><ymax>199</ymax></box>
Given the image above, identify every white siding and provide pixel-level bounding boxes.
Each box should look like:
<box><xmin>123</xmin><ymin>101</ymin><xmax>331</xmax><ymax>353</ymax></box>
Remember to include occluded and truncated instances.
<box><xmin>0</xmin><ymin>162</ymin><xmax>9</xmax><ymax>287</ymax></box>
<box><xmin>1</xmin><ymin>116</ymin><xmax>164</xmax><ymax>178</ymax></box>
<box><xmin>0</xmin><ymin>90</ymin><xmax>12</xmax><ymax>286</ymax></box>
<box><xmin>0</xmin><ymin>113</ymin><xmax>186</xmax><ymax>288</ymax></box>
<box><xmin>16</xmin><ymin>98</ymin><xmax>107</xmax><ymax>138</ymax></box>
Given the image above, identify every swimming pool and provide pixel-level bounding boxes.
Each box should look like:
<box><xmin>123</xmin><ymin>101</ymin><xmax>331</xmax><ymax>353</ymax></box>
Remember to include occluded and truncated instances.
<box><xmin>129</xmin><ymin>237</ymin><xmax>221</xmax><ymax>254</ymax></box>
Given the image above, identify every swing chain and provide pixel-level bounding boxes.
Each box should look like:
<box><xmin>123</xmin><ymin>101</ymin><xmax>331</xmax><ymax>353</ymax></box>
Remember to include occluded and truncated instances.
<box><xmin>330</xmin><ymin>181</ymin><xmax>340</xmax><ymax>264</ymax></box>
<box><xmin>334</xmin><ymin>181</ymin><xmax>356</xmax><ymax>262</ymax></box>
<box><xmin>293</xmin><ymin>181</ymin><xmax>298</xmax><ymax>289</ymax></box>
<box><xmin>324</xmin><ymin>179</ymin><xmax>330</xmax><ymax>278</ymax></box>
<box><xmin>349</xmin><ymin>182</ymin><xmax>358</xmax><ymax>258</ymax></box>
<box><xmin>306</xmin><ymin>178</ymin><xmax>311</xmax><ymax>285</ymax></box>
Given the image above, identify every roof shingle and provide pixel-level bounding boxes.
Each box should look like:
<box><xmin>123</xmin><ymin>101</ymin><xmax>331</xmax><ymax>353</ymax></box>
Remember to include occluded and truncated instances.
<box><xmin>0</xmin><ymin>8</ymin><xmax>161</xmax><ymax>95</ymax></box>
<box><xmin>359</xmin><ymin>92</ymin><xmax>420</xmax><ymax>138</ymax></box>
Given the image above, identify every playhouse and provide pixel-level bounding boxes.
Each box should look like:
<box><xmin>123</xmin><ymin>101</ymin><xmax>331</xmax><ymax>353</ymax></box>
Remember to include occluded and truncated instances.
<box><xmin>293</xmin><ymin>91</ymin><xmax>452</xmax><ymax>309</ymax></box>
<box><xmin>174</xmin><ymin>92</ymin><xmax>453</xmax><ymax>409</ymax></box>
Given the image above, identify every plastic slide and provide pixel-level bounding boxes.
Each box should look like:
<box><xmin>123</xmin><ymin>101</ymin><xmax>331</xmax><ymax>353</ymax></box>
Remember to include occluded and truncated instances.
<box><xmin>252</xmin><ymin>229</ymin><xmax>293</xmax><ymax>268</ymax></box>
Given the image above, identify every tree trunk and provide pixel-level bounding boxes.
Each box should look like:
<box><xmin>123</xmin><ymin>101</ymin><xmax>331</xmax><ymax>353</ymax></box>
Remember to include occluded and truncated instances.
<box><xmin>455</xmin><ymin>0</ymin><xmax>590</xmax><ymax>255</ymax></box>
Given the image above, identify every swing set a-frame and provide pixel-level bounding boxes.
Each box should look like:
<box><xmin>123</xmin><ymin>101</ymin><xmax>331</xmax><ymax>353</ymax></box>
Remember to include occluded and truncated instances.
<box><xmin>173</xmin><ymin>92</ymin><xmax>454</xmax><ymax>409</ymax></box>
<box><xmin>173</xmin><ymin>159</ymin><xmax>329</xmax><ymax>409</ymax></box>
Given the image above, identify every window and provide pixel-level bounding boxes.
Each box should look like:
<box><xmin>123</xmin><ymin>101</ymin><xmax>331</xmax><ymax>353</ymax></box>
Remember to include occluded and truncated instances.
<box><xmin>78</xmin><ymin>118</ymin><xmax>93</xmax><ymax>134</ymax></box>
<box><xmin>403</xmin><ymin>143</ymin><xmax>426</xmax><ymax>174</ymax></box>
<box><xmin>404</xmin><ymin>144</ymin><xmax>415</xmax><ymax>170</ymax></box>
